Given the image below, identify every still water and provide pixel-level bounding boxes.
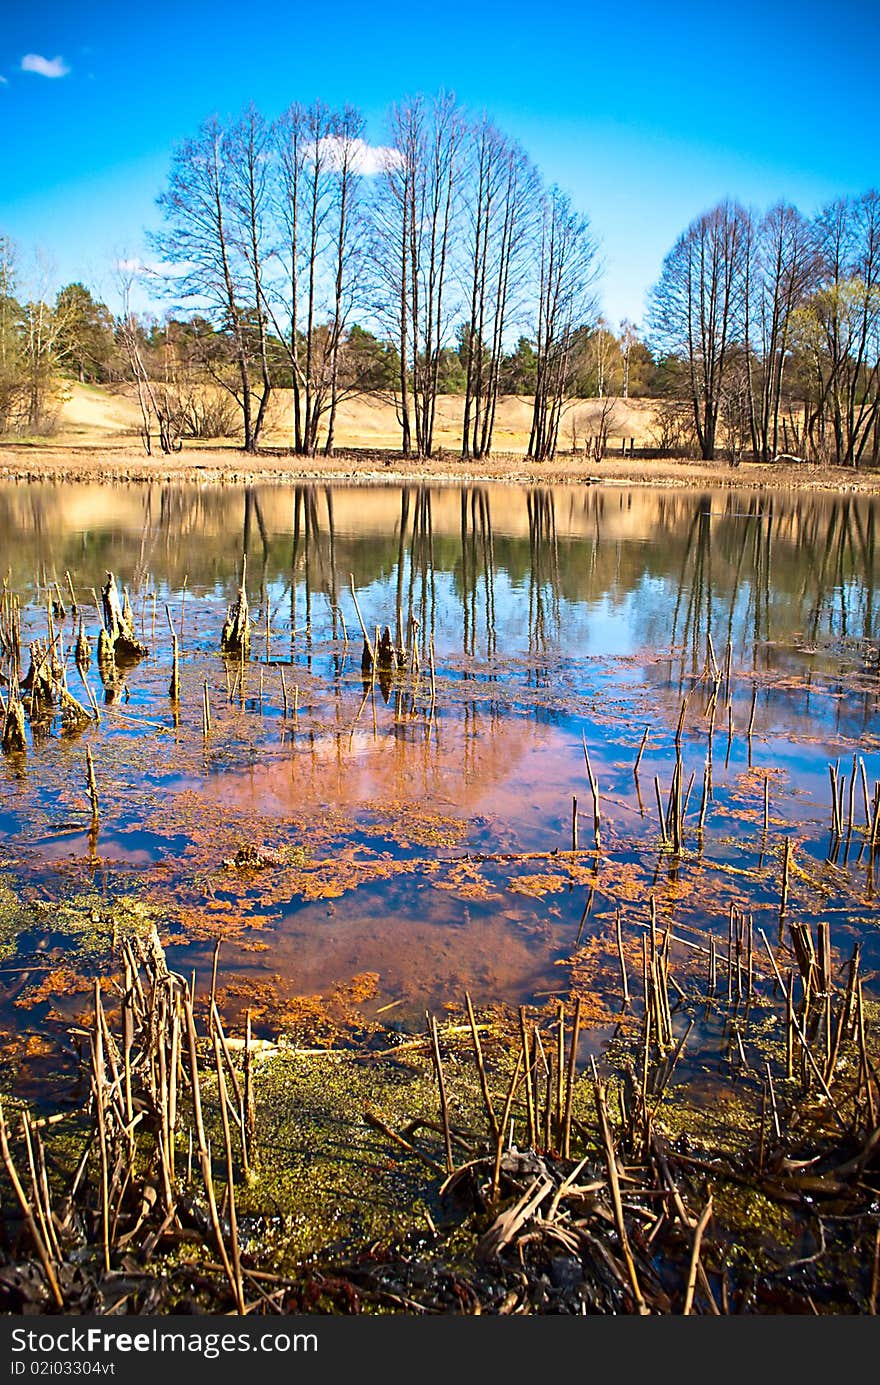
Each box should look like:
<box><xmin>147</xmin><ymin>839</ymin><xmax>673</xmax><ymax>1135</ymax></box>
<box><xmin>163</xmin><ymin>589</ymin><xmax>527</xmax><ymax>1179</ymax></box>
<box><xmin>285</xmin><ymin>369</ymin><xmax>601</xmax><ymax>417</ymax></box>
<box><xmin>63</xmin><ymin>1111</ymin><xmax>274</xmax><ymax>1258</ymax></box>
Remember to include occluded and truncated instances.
<box><xmin>1</xmin><ymin>480</ymin><xmax>878</xmax><ymax>1075</ymax></box>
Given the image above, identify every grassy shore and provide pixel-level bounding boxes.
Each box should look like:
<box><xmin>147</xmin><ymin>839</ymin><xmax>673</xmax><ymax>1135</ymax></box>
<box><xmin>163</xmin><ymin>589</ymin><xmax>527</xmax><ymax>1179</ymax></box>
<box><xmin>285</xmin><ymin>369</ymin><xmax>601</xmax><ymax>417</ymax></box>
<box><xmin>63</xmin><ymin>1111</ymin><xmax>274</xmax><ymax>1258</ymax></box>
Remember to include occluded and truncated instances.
<box><xmin>2</xmin><ymin>440</ymin><xmax>879</xmax><ymax>495</ymax></box>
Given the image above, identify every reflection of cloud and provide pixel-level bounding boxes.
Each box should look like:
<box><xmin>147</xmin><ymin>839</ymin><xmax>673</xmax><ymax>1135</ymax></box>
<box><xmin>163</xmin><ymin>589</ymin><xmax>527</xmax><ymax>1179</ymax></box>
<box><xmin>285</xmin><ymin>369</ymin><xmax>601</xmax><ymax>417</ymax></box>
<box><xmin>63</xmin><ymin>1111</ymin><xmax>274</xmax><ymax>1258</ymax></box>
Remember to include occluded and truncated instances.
<box><xmin>21</xmin><ymin>53</ymin><xmax>70</xmax><ymax>78</ymax></box>
<box><xmin>315</xmin><ymin>136</ymin><xmax>402</xmax><ymax>176</ymax></box>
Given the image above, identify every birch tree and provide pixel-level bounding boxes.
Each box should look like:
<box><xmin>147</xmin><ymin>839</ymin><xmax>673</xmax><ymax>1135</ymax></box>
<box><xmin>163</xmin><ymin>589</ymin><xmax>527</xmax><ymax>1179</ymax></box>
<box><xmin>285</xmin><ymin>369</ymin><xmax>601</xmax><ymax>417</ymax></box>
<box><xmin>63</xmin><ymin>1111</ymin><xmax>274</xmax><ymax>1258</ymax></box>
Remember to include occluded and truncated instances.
<box><xmin>527</xmin><ymin>187</ymin><xmax>598</xmax><ymax>462</ymax></box>
<box><xmin>649</xmin><ymin>201</ymin><xmax>750</xmax><ymax>460</ymax></box>
<box><xmin>153</xmin><ymin>114</ymin><xmax>271</xmax><ymax>452</ymax></box>
<box><xmin>373</xmin><ymin>93</ymin><xmax>465</xmax><ymax>458</ymax></box>
<box><xmin>459</xmin><ymin>121</ymin><xmax>538</xmax><ymax>458</ymax></box>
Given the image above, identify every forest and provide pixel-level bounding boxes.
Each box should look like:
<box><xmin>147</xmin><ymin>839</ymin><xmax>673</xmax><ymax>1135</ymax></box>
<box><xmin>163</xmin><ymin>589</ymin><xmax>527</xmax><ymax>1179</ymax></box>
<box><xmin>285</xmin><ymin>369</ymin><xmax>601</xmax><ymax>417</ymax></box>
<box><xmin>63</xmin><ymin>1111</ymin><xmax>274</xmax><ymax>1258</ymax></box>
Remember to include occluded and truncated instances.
<box><xmin>1</xmin><ymin>93</ymin><xmax>878</xmax><ymax>468</ymax></box>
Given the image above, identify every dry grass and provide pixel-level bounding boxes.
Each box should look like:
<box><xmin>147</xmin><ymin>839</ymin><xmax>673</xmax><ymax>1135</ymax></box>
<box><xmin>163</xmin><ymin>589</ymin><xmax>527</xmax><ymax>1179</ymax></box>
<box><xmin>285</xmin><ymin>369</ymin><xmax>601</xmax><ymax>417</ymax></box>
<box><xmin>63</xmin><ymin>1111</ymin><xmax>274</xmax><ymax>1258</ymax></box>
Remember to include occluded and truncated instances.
<box><xmin>3</xmin><ymin>383</ymin><xmax>879</xmax><ymax>496</ymax></box>
<box><xmin>36</xmin><ymin>383</ymin><xmax>661</xmax><ymax>453</ymax></box>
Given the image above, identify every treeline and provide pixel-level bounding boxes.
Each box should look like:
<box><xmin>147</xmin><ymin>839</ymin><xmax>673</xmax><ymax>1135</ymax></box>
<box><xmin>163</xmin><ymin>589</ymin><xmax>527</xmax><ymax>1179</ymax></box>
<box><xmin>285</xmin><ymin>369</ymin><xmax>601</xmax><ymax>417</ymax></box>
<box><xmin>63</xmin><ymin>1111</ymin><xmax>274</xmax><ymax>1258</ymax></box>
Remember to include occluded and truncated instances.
<box><xmin>649</xmin><ymin>194</ymin><xmax>880</xmax><ymax>466</ymax></box>
<box><xmin>145</xmin><ymin>94</ymin><xmax>607</xmax><ymax>458</ymax></box>
<box><xmin>3</xmin><ymin>90</ymin><xmax>878</xmax><ymax>469</ymax></box>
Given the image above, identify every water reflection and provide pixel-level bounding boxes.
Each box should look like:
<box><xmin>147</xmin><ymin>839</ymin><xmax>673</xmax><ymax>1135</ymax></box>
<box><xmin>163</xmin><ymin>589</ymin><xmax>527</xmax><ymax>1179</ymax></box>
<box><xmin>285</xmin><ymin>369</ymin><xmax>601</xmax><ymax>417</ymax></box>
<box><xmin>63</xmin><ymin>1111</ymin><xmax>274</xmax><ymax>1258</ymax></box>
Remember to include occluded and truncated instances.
<box><xmin>4</xmin><ymin>482</ymin><xmax>878</xmax><ymax>674</ymax></box>
<box><xmin>2</xmin><ymin>478</ymin><xmax>880</xmax><ymax>1039</ymax></box>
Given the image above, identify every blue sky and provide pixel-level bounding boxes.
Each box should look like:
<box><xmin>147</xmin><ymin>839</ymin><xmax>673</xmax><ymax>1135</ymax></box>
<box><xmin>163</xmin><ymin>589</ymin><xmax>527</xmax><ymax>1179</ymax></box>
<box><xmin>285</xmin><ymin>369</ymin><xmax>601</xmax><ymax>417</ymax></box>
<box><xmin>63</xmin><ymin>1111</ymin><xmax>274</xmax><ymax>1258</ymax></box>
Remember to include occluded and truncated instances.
<box><xmin>1</xmin><ymin>0</ymin><xmax>878</xmax><ymax>330</ymax></box>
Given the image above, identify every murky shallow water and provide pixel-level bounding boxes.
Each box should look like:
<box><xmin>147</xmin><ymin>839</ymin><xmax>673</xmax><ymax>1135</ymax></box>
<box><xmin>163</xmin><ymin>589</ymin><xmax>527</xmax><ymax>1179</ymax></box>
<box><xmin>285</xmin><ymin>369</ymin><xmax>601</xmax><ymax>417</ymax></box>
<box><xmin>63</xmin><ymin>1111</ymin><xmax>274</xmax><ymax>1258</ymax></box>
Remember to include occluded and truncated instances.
<box><xmin>1</xmin><ymin>479</ymin><xmax>879</xmax><ymax>1090</ymax></box>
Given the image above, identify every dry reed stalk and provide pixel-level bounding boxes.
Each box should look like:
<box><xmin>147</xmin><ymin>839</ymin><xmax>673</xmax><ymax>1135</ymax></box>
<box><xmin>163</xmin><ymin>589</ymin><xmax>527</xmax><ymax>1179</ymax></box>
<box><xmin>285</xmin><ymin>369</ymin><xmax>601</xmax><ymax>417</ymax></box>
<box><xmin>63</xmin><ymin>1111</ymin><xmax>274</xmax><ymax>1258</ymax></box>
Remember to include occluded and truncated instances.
<box><xmin>349</xmin><ymin>574</ymin><xmax>374</xmax><ymax>666</ymax></box>
<box><xmin>491</xmin><ymin>1051</ymin><xmax>524</xmax><ymax>1202</ymax></box>
<box><xmin>581</xmin><ymin>735</ymin><xmax>601</xmax><ymax>850</ymax></box>
<box><xmin>427</xmin><ymin>1013</ymin><xmax>454</xmax><ymax>1175</ymax></box>
<box><xmin>465</xmin><ymin>992</ymin><xmax>498</xmax><ymax>1141</ymax></box>
<box><xmin>279</xmin><ymin>667</ymin><xmax>288</xmax><ymax>716</ymax></box>
<box><xmin>91</xmin><ymin>984</ymin><xmax>111</xmax><ymax>1273</ymax></box>
<box><xmin>594</xmin><ymin>1079</ymin><xmax>648</xmax><ymax>1314</ymax></box>
<box><xmin>562</xmin><ymin>997</ymin><xmax>582</xmax><ymax>1159</ymax></box>
<box><xmin>633</xmin><ymin>725</ymin><xmax>650</xmax><ymax>775</ymax></box>
<box><xmin>170</xmin><ymin>632</ymin><xmax>180</xmax><ymax>702</ymax></box>
<box><xmin>763</xmin><ymin>774</ymin><xmax>770</xmax><ymax>836</ymax></box>
<box><xmin>780</xmin><ymin>838</ymin><xmax>792</xmax><ymax>920</ymax></box>
<box><xmin>654</xmin><ymin>777</ymin><xmax>668</xmax><ymax>844</ymax></box>
<box><xmin>707</xmin><ymin>631</ymin><xmax>720</xmax><ymax>682</ymax></box>
<box><xmin>616</xmin><ymin>908</ymin><xmax>630</xmax><ymax>1006</ymax></box>
<box><xmin>758</xmin><ymin>930</ymin><xmax>848</xmax><ymax>1129</ymax></box>
<box><xmin>209</xmin><ymin>939</ymin><xmax>221</xmax><ymax>1025</ymax></box>
<box><xmin>429</xmin><ymin>638</ymin><xmax>437</xmax><ymax>715</ymax></box>
<box><xmin>675</xmin><ymin>695</ymin><xmax>688</xmax><ymax>749</ymax></box>
<box><xmin>556</xmin><ymin>1004</ymin><xmax>565</xmax><ymax>1144</ymax></box>
<box><xmin>518</xmin><ymin>1006</ymin><xmax>537</xmax><ymax>1148</ymax></box>
<box><xmin>698</xmin><ymin>759</ymin><xmax>710</xmax><ymax>836</ymax></box>
<box><xmin>212</xmin><ymin>1033</ymin><xmax>246</xmax><ymax>1314</ymax></box>
<box><xmin>244</xmin><ymin>1010</ymin><xmax>256</xmax><ymax>1153</ymax></box>
<box><xmin>747</xmin><ymin>684</ymin><xmax>757</xmax><ymax>739</ymax></box>
<box><xmin>31</xmin><ymin>1118</ymin><xmax>62</xmax><ymax>1262</ymax></box>
<box><xmin>534</xmin><ymin>1028</ymin><xmax>552</xmax><ymax>1151</ymax></box>
<box><xmin>65</xmin><ymin>570</ymin><xmax>78</xmax><ymax>614</ymax></box>
<box><xmin>765</xmin><ymin>1059</ymin><xmax>782</xmax><ymax>1140</ymax></box>
<box><xmin>85</xmin><ymin>747</ymin><xmax>99</xmax><ymax>827</ymax></box>
<box><xmin>182</xmin><ymin>997</ymin><xmax>236</xmax><ymax>1291</ymax></box>
<box><xmin>154</xmin><ymin>997</ymin><xmax>175</xmax><ymax>1214</ymax></box>
<box><xmin>202</xmin><ymin>681</ymin><xmax>211</xmax><ymax>738</ymax></box>
<box><xmin>20</xmin><ymin>1111</ymin><xmax>59</xmax><ymax>1267</ymax></box>
<box><xmin>682</xmin><ymin>1197</ymin><xmax>714</xmax><ymax>1315</ymax></box>
<box><xmin>0</xmin><ymin>1101</ymin><xmax>64</xmax><ymax>1308</ymax></box>
<box><xmin>856</xmin><ymin>982</ymin><xmax>876</xmax><ymax>1128</ymax></box>
<box><xmin>571</xmin><ymin>795</ymin><xmax>578</xmax><ymax>852</ymax></box>
<box><xmin>211</xmin><ymin>1004</ymin><xmax>249</xmax><ymax>1179</ymax></box>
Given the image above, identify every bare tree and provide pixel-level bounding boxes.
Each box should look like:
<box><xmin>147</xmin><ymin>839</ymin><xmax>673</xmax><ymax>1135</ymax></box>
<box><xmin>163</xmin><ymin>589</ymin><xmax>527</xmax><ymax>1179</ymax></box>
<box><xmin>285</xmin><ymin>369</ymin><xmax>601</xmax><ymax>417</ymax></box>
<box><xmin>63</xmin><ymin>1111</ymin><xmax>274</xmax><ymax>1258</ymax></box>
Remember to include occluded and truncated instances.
<box><xmin>747</xmin><ymin>203</ymin><xmax>815</xmax><ymax>460</ymax></box>
<box><xmin>527</xmin><ymin>187</ymin><xmax>598</xmax><ymax>462</ymax></box>
<box><xmin>649</xmin><ymin>201</ymin><xmax>750</xmax><ymax>460</ymax></box>
<box><xmin>269</xmin><ymin>102</ymin><xmax>368</xmax><ymax>455</ymax></box>
<box><xmin>114</xmin><ymin>266</ymin><xmax>182</xmax><ymax>455</ymax></box>
<box><xmin>373</xmin><ymin>93</ymin><xmax>465</xmax><ymax>458</ymax></box>
<box><xmin>152</xmin><ymin>114</ymin><xmax>270</xmax><ymax>452</ymax></box>
<box><xmin>459</xmin><ymin>120</ymin><xmax>538</xmax><ymax>458</ymax></box>
<box><xmin>793</xmin><ymin>191</ymin><xmax>880</xmax><ymax>468</ymax></box>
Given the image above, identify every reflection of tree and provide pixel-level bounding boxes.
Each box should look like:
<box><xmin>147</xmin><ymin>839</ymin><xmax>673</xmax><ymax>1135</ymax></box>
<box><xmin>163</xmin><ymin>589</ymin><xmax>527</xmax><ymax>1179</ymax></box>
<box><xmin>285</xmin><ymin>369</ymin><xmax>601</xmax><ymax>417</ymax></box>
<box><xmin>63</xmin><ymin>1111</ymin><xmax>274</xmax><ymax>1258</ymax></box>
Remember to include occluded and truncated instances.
<box><xmin>3</xmin><ymin>484</ymin><xmax>880</xmax><ymax>691</ymax></box>
<box><xmin>459</xmin><ymin>488</ymin><xmax>496</xmax><ymax>658</ymax></box>
<box><xmin>527</xmin><ymin>488</ymin><xmax>560</xmax><ymax>657</ymax></box>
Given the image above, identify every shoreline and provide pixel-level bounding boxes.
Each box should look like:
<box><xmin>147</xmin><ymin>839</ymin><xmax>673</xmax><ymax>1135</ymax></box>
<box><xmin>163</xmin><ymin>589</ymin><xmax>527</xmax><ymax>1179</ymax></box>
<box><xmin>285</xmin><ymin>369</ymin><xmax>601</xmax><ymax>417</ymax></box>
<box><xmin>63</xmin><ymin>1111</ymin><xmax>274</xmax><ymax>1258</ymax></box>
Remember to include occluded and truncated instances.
<box><xmin>1</xmin><ymin>442</ymin><xmax>879</xmax><ymax>493</ymax></box>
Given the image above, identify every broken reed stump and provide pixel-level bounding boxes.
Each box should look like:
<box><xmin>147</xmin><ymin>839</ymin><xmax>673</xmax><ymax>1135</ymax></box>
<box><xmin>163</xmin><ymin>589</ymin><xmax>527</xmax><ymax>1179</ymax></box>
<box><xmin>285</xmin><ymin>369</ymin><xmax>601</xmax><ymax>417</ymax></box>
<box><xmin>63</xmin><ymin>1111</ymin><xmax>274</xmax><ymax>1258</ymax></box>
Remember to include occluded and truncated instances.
<box><xmin>85</xmin><ymin>747</ymin><xmax>99</xmax><ymax>826</ymax></box>
<box><xmin>377</xmin><ymin>626</ymin><xmax>396</xmax><ymax>674</ymax></box>
<box><xmin>101</xmin><ymin>572</ymin><xmax>148</xmax><ymax>663</ymax></box>
<box><xmin>169</xmin><ymin>634</ymin><xmax>180</xmax><ymax>702</ymax></box>
<box><xmin>75</xmin><ymin>619</ymin><xmax>91</xmax><ymax>671</ymax></box>
<box><xmin>2</xmin><ymin>685</ymin><xmax>27</xmax><ymax>753</ymax></box>
<box><xmin>220</xmin><ymin>562</ymin><xmax>251</xmax><ymax>658</ymax></box>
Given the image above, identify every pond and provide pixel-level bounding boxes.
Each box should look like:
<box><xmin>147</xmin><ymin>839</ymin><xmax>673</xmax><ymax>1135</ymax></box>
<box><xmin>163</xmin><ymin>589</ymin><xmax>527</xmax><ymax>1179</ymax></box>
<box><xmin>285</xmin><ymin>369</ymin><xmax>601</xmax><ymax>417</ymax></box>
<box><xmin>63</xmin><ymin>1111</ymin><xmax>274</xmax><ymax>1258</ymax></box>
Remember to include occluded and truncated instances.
<box><xmin>1</xmin><ymin>479</ymin><xmax>879</xmax><ymax>1095</ymax></box>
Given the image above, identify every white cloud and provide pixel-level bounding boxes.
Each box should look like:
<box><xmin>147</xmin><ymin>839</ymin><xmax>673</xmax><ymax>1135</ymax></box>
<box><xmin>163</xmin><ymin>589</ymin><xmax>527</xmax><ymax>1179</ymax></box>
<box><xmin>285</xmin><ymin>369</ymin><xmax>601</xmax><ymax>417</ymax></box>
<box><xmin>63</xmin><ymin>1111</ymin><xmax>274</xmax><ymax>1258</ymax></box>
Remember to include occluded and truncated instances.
<box><xmin>315</xmin><ymin>136</ymin><xmax>403</xmax><ymax>177</ymax></box>
<box><xmin>21</xmin><ymin>54</ymin><xmax>70</xmax><ymax>79</ymax></box>
<box><xmin>0</xmin><ymin>76</ymin><xmax>8</xmax><ymax>86</ymax></box>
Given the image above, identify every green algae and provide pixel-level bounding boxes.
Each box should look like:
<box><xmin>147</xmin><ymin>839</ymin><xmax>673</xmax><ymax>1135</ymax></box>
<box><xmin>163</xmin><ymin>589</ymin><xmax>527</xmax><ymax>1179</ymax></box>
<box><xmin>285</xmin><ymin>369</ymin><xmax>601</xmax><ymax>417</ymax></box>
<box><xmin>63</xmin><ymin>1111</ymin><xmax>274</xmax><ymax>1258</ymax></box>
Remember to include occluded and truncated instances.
<box><xmin>0</xmin><ymin>877</ymin><xmax>32</xmax><ymax>962</ymax></box>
